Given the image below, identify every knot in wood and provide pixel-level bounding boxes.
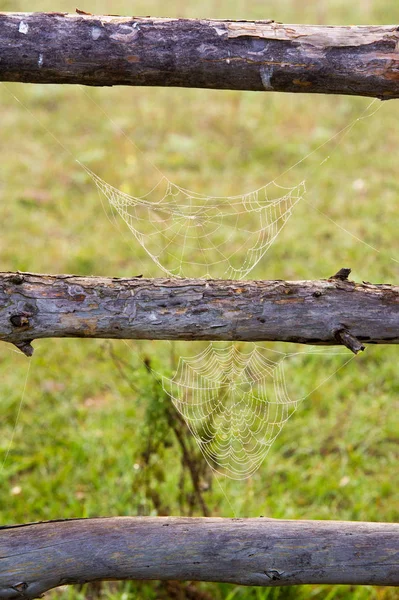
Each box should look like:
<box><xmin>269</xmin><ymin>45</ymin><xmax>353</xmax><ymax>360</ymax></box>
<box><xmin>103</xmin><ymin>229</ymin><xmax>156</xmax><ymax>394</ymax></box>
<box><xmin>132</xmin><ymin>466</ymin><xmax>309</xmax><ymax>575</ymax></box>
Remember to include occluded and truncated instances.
<box><xmin>264</xmin><ymin>570</ymin><xmax>283</xmax><ymax>581</ymax></box>
<box><xmin>9</xmin><ymin>273</ymin><xmax>25</xmax><ymax>285</ymax></box>
<box><xmin>10</xmin><ymin>314</ymin><xmax>30</xmax><ymax>328</ymax></box>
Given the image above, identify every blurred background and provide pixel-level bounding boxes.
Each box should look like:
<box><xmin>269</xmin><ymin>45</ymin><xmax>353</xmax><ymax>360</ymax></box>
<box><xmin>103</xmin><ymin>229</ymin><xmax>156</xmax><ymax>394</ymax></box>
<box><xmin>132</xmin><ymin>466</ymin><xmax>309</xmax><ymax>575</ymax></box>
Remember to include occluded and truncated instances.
<box><xmin>0</xmin><ymin>1</ymin><xmax>398</xmax><ymax>599</ymax></box>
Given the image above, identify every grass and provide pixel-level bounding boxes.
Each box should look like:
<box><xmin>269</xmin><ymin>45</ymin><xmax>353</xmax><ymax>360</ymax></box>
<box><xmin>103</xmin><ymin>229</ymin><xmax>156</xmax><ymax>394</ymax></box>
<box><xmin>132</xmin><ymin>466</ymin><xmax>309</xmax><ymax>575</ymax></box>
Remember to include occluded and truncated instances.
<box><xmin>0</xmin><ymin>0</ymin><xmax>398</xmax><ymax>598</ymax></box>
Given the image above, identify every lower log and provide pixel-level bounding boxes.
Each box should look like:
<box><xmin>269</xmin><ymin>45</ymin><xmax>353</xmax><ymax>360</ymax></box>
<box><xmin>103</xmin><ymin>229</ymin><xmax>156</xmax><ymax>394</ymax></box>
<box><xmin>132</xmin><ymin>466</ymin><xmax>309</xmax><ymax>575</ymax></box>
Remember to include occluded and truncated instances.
<box><xmin>0</xmin><ymin>271</ymin><xmax>398</xmax><ymax>356</ymax></box>
<box><xmin>0</xmin><ymin>517</ymin><xmax>398</xmax><ymax>598</ymax></box>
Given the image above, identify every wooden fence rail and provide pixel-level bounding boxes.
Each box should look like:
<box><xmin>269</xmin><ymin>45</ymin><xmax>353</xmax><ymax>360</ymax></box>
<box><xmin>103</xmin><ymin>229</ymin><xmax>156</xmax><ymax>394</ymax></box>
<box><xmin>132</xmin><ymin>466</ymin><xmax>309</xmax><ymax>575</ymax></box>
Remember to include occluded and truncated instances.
<box><xmin>0</xmin><ymin>517</ymin><xmax>398</xmax><ymax>598</ymax></box>
<box><xmin>1</xmin><ymin>271</ymin><xmax>398</xmax><ymax>356</ymax></box>
<box><xmin>0</xmin><ymin>12</ymin><xmax>399</xmax><ymax>98</ymax></box>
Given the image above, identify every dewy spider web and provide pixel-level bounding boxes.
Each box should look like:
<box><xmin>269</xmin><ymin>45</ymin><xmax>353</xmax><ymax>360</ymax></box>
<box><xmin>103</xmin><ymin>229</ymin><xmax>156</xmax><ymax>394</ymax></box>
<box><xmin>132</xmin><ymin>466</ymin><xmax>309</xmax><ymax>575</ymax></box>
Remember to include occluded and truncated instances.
<box><xmin>162</xmin><ymin>344</ymin><xmax>353</xmax><ymax>479</ymax></box>
<box><xmin>84</xmin><ymin>165</ymin><xmax>305</xmax><ymax>279</ymax></box>
<box><xmin>79</xmin><ymin>96</ymin><xmax>378</xmax><ymax>478</ymax></box>
<box><xmin>81</xmin><ymin>95</ymin><xmax>396</xmax><ymax>279</ymax></box>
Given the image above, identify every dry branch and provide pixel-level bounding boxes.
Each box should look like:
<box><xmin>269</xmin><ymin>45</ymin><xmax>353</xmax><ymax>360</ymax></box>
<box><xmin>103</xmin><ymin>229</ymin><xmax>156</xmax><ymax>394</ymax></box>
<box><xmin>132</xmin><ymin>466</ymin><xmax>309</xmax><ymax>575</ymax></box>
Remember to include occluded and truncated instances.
<box><xmin>0</xmin><ymin>517</ymin><xmax>398</xmax><ymax>598</ymax></box>
<box><xmin>0</xmin><ymin>13</ymin><xmax>399</xmax><ymax>98</ymax></box>
<box><xmin>0</xmin><ymin>272</ymin><xmax>398</xmax><ymax>356</ymax></box>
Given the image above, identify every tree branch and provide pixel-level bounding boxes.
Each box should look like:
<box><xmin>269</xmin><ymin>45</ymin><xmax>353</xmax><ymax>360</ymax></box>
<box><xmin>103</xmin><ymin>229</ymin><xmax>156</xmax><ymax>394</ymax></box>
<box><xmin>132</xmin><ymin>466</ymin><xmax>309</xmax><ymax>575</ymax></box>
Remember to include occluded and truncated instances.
<box><xmin>0</xmin><ymin>272</ymin><xmax>398</xmax><ymax>355</ymax></box>
<box><xmin>0</xmin><ymin>12</ymin><xmax>399</xmax><ymax>98</ymax></box>
<box><xmin>0</xmin><ymin>517</ymin><xmax>398</xmax><ymax>598</ymax></box>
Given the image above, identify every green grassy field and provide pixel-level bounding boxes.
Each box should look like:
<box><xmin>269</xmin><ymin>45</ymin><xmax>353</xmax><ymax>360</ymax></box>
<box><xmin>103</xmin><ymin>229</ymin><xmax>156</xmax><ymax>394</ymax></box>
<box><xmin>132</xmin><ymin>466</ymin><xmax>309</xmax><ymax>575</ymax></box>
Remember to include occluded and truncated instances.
<box><xmin>0</xmin><ymin>1</ymin><xmax>398</xmax><ymax>598</ymax></box>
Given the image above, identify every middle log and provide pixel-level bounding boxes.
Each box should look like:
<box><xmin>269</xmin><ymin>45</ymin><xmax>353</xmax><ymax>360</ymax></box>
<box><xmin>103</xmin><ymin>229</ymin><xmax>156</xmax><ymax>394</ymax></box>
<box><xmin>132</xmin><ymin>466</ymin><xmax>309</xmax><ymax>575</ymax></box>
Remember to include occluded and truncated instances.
<box><xmin>1</xmin><ymin>272</ymin><xmax>398</xmax><ymax>354</ymax></box>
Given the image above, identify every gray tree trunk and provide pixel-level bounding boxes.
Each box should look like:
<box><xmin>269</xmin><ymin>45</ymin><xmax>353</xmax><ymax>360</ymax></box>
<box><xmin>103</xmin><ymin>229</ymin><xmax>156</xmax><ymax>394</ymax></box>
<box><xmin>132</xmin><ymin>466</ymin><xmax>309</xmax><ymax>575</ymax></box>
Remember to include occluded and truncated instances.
<box><xmin>0</xmin><ymin>517</ymin><xmax>398</xmax><ymax>598</ymax></box>
<box><xmin>0</xmin><ymin>12</ymin><xmax>399</xmax><ymax>98</ymax></box>
<box><xmin>0</xmin><ymin>271</ymin><xmax>398</xmax><ymax>356</ymax></box>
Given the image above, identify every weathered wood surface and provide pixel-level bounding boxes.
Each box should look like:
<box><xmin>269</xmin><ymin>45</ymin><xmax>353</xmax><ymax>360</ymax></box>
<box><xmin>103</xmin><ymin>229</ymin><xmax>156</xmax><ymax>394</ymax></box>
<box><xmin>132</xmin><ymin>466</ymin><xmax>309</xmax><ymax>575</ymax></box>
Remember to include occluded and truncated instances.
<box><xmin>0</xmin><ymin>12</ymin><xmax>399</xmax><ymax>98</ymax></box>
<box><xmin>0</xmin><ymin>272</ymin><xmax>398</xmax><ymax>356</ymax></box>
<box><xmin>0</xmin><ymin>517</ymin><xmax>398</xmax><ymax>598</ymax></box>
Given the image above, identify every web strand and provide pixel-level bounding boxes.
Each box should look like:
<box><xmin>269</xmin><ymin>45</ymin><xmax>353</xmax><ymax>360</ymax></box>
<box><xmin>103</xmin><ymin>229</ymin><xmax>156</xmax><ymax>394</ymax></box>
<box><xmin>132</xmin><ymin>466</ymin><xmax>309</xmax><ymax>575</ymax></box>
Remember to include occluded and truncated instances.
<box><xmin>1</xmin><ymin>355</ymin><xmax>32</xmax><ymax>473</ymax></box>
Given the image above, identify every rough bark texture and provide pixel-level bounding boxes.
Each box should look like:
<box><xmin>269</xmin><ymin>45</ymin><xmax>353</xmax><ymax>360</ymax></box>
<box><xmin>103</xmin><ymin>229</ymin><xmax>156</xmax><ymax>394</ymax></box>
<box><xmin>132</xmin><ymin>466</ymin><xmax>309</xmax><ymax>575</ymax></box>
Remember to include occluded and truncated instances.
<box><xmin>0</xmin><ymin>272</ymin><xmax>398</xmax><ymax>356</ymax></box>
<box><xmin>0</xmin><ymin>12</ymin><xmax>399</xmax><ymax>98</ymax></box>
<box><xmin>0</xmin><ymin>517</ymin><xmax>397</xmax><ymax>598</ymax></box>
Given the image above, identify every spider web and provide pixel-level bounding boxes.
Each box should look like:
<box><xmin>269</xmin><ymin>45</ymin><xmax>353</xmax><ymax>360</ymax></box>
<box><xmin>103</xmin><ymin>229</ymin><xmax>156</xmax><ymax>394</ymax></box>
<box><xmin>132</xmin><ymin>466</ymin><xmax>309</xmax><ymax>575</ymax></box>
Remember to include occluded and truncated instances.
<box><xmin>78</xmin><ymin>97</ymin><xmax>380</xmax><ymax>479</ymax></box>
<box><xmin>162</xmin><ymin>344</ymin><xmax>351</xmax><ymax>479</ymax></box>
<box><xmin>84</xmin><ymin>165</ymin><xmax>305</xmax><ymax>279</ymax></box>
<box><xmin>84</xmin><ymin>165</ymin><xmax>355</xmax><ymax>480</ymax></box>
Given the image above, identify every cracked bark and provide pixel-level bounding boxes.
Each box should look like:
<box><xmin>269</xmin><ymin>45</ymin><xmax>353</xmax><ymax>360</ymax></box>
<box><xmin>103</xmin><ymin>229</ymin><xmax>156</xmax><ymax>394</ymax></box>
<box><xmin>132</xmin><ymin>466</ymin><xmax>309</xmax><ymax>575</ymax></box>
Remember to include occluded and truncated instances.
<box><xmin>0</xmin><ymin>13</ymin><xmax>399</xmax><ymax>98</ymax></box>
<box><xmin>0</xmin><ymin>517</ymin><xmax>397</xmax><ymax>598</ymax></box>
<box><xmin>0</xmin><ymin>271</ymin><xmax>398</xmax><ymax>355</ymax></box>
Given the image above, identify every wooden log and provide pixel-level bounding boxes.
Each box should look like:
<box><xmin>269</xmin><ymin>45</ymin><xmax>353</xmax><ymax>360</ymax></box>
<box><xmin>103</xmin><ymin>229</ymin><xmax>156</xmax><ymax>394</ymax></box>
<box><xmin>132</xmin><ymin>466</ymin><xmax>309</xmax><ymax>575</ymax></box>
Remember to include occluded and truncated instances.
<box><xmin>0</xmin><ymin>271</ymin><xmax>398</xmax><ymax>356</ymax></box>
<box><xmin>0</xmin><ymin>517</ymin><xmax>398</xmax><ymax>598</ymax></box>
<box><xmin>0</xmin><ymin>12</ymin><xmax>399</xmax><ymax>98</ymax></box>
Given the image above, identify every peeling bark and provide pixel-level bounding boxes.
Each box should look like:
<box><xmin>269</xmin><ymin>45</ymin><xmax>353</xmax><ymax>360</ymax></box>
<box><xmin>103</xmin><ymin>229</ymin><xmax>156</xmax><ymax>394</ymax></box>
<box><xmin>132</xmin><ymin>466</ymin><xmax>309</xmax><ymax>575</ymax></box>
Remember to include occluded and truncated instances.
<box><xmin>0</xmin><ymin>272</ymin><xmax>398</xmax><ymax>355</ymax></box>
<box><xmin>0</xmin><ymin>13</ymin><xmax>399</xmax><ymax>98</ymax></box>
<box><xmin>0</xmin><ymin>517</ymin><xmax>397</xmax><ymax>598</ymax></box>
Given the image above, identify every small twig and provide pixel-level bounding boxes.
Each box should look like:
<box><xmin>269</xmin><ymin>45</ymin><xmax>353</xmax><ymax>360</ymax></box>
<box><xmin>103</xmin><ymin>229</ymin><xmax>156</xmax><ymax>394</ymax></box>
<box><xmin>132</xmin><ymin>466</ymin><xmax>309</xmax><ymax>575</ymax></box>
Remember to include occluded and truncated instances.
<box><xmin>334</xmin><ymin>328</ymin><xmax>365</xmax><ymax>354</ymax></box>
<box><xmin>166</xmin><ymin>409</ymin><xmax>210</xmax><ymax>517</ymax></box>
<box><xmin>75</xmin><ymin>8</ymin><xmax>92</xmax><ymax>15</ymax></box>
<box><xmin>329</xmin><ymin>267</ymin><xmax>351</xmax><ymax>281</ymax></box>
<box><xmin>13</xmin><ymin>341</ymin><xmax>34</xmax><ymax>357</ymax></box>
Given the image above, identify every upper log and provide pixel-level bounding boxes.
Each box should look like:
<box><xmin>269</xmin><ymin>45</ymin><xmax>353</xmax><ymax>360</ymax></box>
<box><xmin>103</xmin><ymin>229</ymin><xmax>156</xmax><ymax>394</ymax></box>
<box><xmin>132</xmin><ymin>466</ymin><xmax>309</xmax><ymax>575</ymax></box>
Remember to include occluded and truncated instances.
<box><xmin>0</xmin><ymin>517</ymin><xmax>398</xmax><ymax>598</ymax></box>
<box><xmin>0</xmin><ymin>12</ymin><xmax>399</xmax><ymax>98</ymax></box>
<box><xmin>0</xmin><ymin>271</ymin><xmax>398</xmax><ymax>356</ymax></box>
